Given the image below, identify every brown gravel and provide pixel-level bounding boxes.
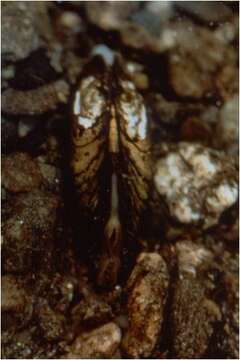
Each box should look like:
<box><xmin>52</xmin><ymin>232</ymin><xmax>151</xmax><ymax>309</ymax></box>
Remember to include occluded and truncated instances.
<box><xmin>2</xmin><ymin>80</ymin><xmax>69</xmax><ymax>115</ymax></box>
<box><xmin>2</xmin><ymin>152</ymin><xmax>43</xmax><ymax>193</ymax></box>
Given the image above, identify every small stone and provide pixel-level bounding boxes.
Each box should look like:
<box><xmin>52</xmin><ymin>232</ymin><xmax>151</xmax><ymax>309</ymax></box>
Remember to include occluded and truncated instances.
<box><xmin>38</xmin><ymin>161</ymin><xmax>61</xmax><ymax>192</ymax></box>
<box><xmin>122</xmin><ymin>252</ymin><xmax>169</xmax><ymax>358</ymax></box>
<box><xmin>85</xmin><ymin>2</ymin><xmax>138</xmax><ymax>31</ymax></box>
<box><xmin>2</xmin><ymin>190</ymin><xmax>60</xmax><ymax>273</ymax></box>
<box><xmin>2</xmin><ymin>80</ymin><xmax>70</xmax><ymax>115</ymax></box>
<box><xmin>212</xmin><ymin>252</ymin><xmax>239</xmax><ymax>358</ymax></box>
<box><xmin>71</xmin><ymin>297</ymin><xmax>113</xmax><ymax>326</ymax></box>
<box><xmin>171</xmin><ymin>276</ymin><xmax>221</xmax><ymax>358</ymax></box>
<box><xmin>215</xmin><ymin>17</ymin><xmax>238</xmax><ymax>44</ymax></box>
<box><xmin>168</xmin><ymin>21</ymin><xmax>236</xmax><ymax>99</ymax></box>
<box><xmin>169</xmin><ymin>51</ymin><xmax>210</xmax><ymax>98</ymax></box>
<box><xmin>2</xmin><ymin>153</ymin><xmax>42</xmax><ymax>193</ymax></box>
<box><xmin>154</xmin><ymin>142</ymin><xmax>238</xmax><ymax>228</ymax></box>
<box><xmin>200</xmin><ymin>105</ymin><xmax>219</xmax><ymax>125</ymax></box>
<box><xmin>18</xmin><ymin>119</ymin><xmax>36</xmax><ymax>138</ymax></box>
<box><xmin>59</xmin><ymin>11</ymin><xmax>83</xmax><ymax>32</ymax></box>
<box><xmin>176</xmin><ymin>241</ymin><xmax>213</xmax><ymax>277</ymax></box>
<box><xmin>2</xmin><ymin>2</ymin><xmax>44</xmax><ymax>61</ymax></box>
<box><xmin>148</xmin><ymin>94</ymin><xmax>181</xmax><ymax>125</ymax></box>
<box><xmin>66</xmin><ymin>322</ymin><xmax>121</xmax><ymax>359</ymax></box>
<box><xmin>2</xmin><ymin>65</ymin><xmax>15</xmax><ymax>80</ymax></box>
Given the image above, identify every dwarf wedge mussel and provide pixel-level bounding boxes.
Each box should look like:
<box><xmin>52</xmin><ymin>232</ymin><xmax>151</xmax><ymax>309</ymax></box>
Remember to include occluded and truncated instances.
<box><xmin>71</xmin><ymin>53</ymin><xmax>152</xmax><ymax>287</ymax></box>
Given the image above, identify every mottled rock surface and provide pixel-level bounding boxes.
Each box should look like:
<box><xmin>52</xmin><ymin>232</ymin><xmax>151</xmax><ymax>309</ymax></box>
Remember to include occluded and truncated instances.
<box><xmin>2</xmin><ymin>2</ymin><xmax>50</xmax><ymax>62</ymax></box>
<box><xmin>171</xmin><ymin>277</ymin><xmax>221</xmax><ymax>358</ymax></box>
<box><xmin>2</xmin><ymin>153</ymin><xmax>42</xmax><ymax>192</ymax></box>
<box><xmin>2</xmin><ymin>190</ymin><xmax>60</xmax><ymax>273</ymax></box>
<box><xmin>2</xmin><ymin>80</ymin><xmax>69</xmax><ymax>115</ymax></box>
<box><xmin>122</xmin><ymin>253</ymin><xmax>169</xmax><ymax>358</ymax></box>
<box><xmin>71</xmin><ymin>296</ymin><xmax>113</xmax><ymax>326</ymax></box>
<box><xmin>154</xmin><ymin>142</ymin><xmax>238</xmax><ymax>227</ymax></box>
<box><xmin>66</xmin><ymin>322</ymin><xmax>122</xmax><ymax>359</ymax></box>
<box><xmin>168</xmin><ymin>20</ymin><xmax>237</xmax><ymax>99</ymax></box>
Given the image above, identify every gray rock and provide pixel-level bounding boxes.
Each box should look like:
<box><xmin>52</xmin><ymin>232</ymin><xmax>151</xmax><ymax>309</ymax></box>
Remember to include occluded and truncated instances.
<box><xmin>2</xmin><ymin>2</ymin><xmax>50</xmax><ymax>62</ymax></box>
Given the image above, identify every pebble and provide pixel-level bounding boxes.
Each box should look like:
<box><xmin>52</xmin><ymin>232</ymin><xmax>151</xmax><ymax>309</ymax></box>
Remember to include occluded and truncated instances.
<box><xmin>2</xmin><ymin>80</ymin><xmax>69</xmax><ymax>115</ymax></box>
<box><xmin>59</xmin><ymin>11</ymin><xmax>83</xmax><ymax>32</ymax></box>
<box><xmin>154</xmin><ymin>142</ymin><xmax>238</xmax><ymax>228</ymax></box>
<box><xmin>122</xmin><ymin>252</ymin><xmax>169</xmax><ymax>358</ymax></box>
<box><xmin>168</xmin><ymin>21</ymin><xmax>236</xmax><ymax>98</ymax></box>
<box><xmin>2</xmin><ymin>152</ymin><xmax>42</xmax><ymax>193</ymax></box>
<box><xmin>2</xmin><ymin>65</ymin><xmax>15</xmax><ymax>80</ymax></box>
<box><xmin>66</xmin><ymin>322</ymin><xmax>121</xmax><ymax>359</ymax></box>
<box><xmin>37</xmin><ymin>161</ymin><xmax>61</xmax><ymax>192</ymax></box>
<box><xmin>2</xmin><ymin>190</ymin><xmax>60</xmax><ymax>273</ymax></box>
<box><xmin>2</xmin><ymin>2</ymin><xmax>51</xmax><ymax>62</ymax></box>
<box><xmin>18</xmin><ymin>119</ymin><xmax>36</xmax><ymax>138</ymax></box>
<box><xmin>170</xmin><ymin>276</ymin><xmax>221</xmax><ymax>358</ymax></box>
<box><xmin>71</xmin><ymin>296</ymin><xmax>113</xmax><ymax>326</ymax></box>
<box><xmin>176</xmin><ymin>241</ymin><xmax>213</xmax><ymax>277</ymax></box>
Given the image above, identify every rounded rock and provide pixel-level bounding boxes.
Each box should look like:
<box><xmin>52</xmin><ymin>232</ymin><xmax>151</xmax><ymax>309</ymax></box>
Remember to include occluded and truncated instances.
<box><xmin>66</xmin><ymin>322</ymin><xmax>121</xmax><ymax>359</ymax></box>
<box><xmin>122</xmin><ymin>252</ymin><xmax>169</xmax><ymax>358</ymax></box>
<box><xmin>2</xmin><ymin>153</ymin><xmax>42</xmax><ymax>193</ymax></box>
